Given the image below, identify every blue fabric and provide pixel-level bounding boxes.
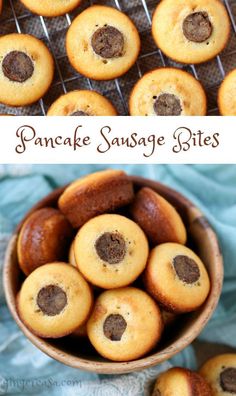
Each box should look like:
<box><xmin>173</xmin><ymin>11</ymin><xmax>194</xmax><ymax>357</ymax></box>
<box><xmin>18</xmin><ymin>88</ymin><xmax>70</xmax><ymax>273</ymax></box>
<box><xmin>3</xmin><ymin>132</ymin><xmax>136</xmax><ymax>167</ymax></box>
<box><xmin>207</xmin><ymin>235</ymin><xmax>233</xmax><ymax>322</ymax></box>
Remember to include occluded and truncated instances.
<box><xmin>0</xmin><ymin>164</ymin><xmax>235</xmax><ymax>395</ymax></box>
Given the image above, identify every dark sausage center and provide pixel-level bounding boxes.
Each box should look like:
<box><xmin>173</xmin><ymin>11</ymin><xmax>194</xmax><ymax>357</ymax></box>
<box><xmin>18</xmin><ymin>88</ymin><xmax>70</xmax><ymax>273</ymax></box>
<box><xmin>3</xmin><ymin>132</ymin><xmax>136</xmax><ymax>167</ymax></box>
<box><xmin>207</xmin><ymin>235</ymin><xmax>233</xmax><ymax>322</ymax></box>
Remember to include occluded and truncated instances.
<box><xmin>183</xmin><ymin>12</ymin><xmax>212</xmax><ymax>43</ymax></box>
<box><xmin>173</xmin><ymin>255</ymin><xmax>200</xmax><ymax>284</ymax></box>
<box><xmin>2</xmin><ymin>51</ymin><xmax>34</xmax><ymax>83</ymax></box>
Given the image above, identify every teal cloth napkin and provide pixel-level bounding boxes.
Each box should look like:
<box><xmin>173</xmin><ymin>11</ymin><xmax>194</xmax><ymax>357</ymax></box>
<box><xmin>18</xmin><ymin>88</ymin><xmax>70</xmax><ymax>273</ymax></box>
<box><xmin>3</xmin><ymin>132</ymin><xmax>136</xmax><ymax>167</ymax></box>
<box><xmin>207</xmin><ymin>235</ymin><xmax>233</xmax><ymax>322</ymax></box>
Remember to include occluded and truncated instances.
<box><xmin>0</xmin><ymin>164</ymin><xmax>235</xmax><ymax>396</ymax></box>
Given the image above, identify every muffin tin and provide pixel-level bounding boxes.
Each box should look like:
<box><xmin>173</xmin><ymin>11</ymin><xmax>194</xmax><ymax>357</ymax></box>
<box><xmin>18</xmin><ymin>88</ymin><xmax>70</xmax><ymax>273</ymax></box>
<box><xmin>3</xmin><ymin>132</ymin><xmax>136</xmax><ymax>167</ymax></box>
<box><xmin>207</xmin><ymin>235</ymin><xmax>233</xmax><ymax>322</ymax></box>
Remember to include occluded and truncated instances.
<box><xmin>0</xmin><ymin>0</ymin><xmax>236</xmax><ymax>115</ymax></box>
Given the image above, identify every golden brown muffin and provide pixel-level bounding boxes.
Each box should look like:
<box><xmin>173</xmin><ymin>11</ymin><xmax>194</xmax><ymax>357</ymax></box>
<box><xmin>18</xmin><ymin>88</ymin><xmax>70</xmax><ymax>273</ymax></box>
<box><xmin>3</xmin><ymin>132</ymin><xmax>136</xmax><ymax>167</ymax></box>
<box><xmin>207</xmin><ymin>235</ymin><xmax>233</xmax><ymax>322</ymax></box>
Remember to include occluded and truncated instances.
<box><xmin>152</xmin><ymin>367</ymin><xmax>213</xmax><ymax>396</ymax></box>
<box><xmin>58</xmin><ymin>169</ymin><xmax>134</xmax><ymax>228</ymax></box>
<box><xmin>74</xmin><ymin>213</ymin><xmax>149</xmax><ymax>289</ymax></box>
<box><xmin>152</xmin><ymin>0</ymin><xmax>230</xmax><ymax>65</ymax></box>
<box><xmin>17</xmin><ymin>263</ymin><xmax>93</xmax><ymax>338</ymax></box>
<box><xmin>218</xmin><ymin>69</ymin><xmax>236</xmax><ymax>116</ymax></box>
<box><xmin>0</xmin><ymin>34</ymin><xmax>54</xmax><ymax>107</ymax></box>
<box><xmin>129</xmin><ymin>68</ymin><xmax>207</xmax><ymax>116</ymax></box>
<box><xmin>0</xmin><ymin>0</ymin><xmax>2</xmax><ymax>14</ymax></box>
<box><xmin>17</xmin><ymin>207</ymin><xmax>74</xmax><ymax>276</ymax></box>
<box><xmin>87</xmin><ymin>287</ymin><xmax>163</xmax><ymax>361</ymax></box>
<box><xmin>47</xmin><ymin>90</ymin><xmax>117</xmax><ymax>116</ymax></box>
<box><xmin>130</xmin><ymin>187</ymin><xmax>187</xmax><ymax>245</ymax></box>
<box><xmin>66</xmin><ymin>5</ymin><xmax>140</xmax><ymax>80</ymax></box>
<box><xmin>20</xmin><ymin>0</ymin><xmax>82</xmax><ymax>17</ymax></box>
<box><xmin>200</xmin><ymin>354</ymin><xmax>236</xmax><ymax>396</ymax></box>
<box><xmin>144</xmin><ymin>243</ymin><xmax>210</xmax><ymax>313</ymax></box>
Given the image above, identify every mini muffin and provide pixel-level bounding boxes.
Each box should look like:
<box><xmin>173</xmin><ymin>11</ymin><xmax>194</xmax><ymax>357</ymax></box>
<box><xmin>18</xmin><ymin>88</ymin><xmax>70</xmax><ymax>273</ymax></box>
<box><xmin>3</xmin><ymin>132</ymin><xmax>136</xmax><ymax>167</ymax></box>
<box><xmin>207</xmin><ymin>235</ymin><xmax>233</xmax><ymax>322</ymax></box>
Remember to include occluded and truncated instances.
<box><xmin>200</xmin><ymin>354</ymin><xmax>236</xmax><ymax>396</ymax></box>
<box><xmin>66</xmin><ymin>5</ymin><xmax>140</xmax><ymax>80</ymax></box>
<box><xmin>152</xmin><ymin>367</ymin><xmax>213</xmax><ymax>396</ymax></box>
<box><xmin>0</xmin><ymin>33</ymin><xmax>54</xmax><ymax>106</ymax></box>
<box><xmin>129</xmin><ymin>68</ymin><xmax>207</xmax><ymax>116</ymax></box>
<box><xmin>145</xmin><ymin>243</ymin><xmax>210</xmax><ymax>313</ymax></box>
<box><xmin>47</xmin><ymin>90</ymin><xmax>117</xmax><ymax>116</ymax></box>
<box><xmin>130</xmin><ymin>187</ymin><xmax>187</xmax><ymax>245</ymax></box>
<box><xmin>87</xmin><ymin>287</ymin><xmax>163</xmax><ymax>361</ymax></box>
<box><xmin>20</xmin><ymin>0</ymin><xmax>82</xmax><ymax>17</ymax></box>
<box><xmin>17</xmin><ymin>207</ymin><xmax>74</xmax><ymax>276</ymax></box>
<box><xmin>152</xmin><ymin>0</ymin><xmax>230</xmax><ymax>65</ymax></box>
<box><xmin>74</xmin><ymin>214</ymin><xmax>149</xmax><ymax>289</ymax></box>
<box><xmin>17</xmin><ymin>263</ymin><xmax>93</xmax><ymax>338</ymax></box>
<box><xmin>58</xmin><ymin>169</ymin><xmax>134</xmax><ymax>228</ymax></box>
<box><xmin>218</xmin><ymin>69</ymin><xmax>236</xmax><ymax>116</ymax></box>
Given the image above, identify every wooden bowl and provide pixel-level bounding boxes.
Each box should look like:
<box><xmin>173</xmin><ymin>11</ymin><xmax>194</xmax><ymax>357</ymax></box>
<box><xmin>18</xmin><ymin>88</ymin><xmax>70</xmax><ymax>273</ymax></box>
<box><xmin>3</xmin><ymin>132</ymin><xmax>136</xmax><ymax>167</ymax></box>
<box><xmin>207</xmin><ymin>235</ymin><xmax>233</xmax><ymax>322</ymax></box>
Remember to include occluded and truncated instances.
<box><xmin>3</xmin><ymin>175</ymin><xmax>223</xmax><ymax>374</ymax></box>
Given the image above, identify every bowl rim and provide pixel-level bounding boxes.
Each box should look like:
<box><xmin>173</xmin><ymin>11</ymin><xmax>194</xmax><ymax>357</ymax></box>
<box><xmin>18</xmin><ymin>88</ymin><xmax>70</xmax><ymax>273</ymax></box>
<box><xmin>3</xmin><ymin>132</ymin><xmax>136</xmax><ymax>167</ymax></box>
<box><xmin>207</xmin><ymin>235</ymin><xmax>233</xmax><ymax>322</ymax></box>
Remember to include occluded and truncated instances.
<box><xmin>3</xmin><ymin>175</ymin><xmax>224</xmax><ymax>374</ymax></box>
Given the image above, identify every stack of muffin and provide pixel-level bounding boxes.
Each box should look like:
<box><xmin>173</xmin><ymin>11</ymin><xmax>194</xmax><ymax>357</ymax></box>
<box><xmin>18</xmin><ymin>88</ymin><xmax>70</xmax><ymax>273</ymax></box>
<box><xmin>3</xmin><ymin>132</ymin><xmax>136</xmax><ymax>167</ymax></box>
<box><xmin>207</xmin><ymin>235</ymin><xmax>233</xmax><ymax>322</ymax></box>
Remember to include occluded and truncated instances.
<box><xmin>16</xmin><ymin>169</ymin><xmax>210</xmax><ymax>362</ymax></box>
<box><xmin>0</xmin><ymin>0</ymin><xmax>235</xmax><ymax>115</ymax></box>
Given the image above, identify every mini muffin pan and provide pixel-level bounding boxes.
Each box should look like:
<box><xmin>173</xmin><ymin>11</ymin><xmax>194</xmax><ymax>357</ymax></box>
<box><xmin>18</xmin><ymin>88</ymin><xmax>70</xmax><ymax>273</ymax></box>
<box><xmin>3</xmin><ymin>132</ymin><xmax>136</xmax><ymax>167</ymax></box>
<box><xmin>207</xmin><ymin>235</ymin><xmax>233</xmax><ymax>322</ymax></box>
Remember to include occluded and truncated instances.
<box><xmin>0</xmin><ymin>0</ymin><xmax>236</xmax><ymax>115</ymax></box>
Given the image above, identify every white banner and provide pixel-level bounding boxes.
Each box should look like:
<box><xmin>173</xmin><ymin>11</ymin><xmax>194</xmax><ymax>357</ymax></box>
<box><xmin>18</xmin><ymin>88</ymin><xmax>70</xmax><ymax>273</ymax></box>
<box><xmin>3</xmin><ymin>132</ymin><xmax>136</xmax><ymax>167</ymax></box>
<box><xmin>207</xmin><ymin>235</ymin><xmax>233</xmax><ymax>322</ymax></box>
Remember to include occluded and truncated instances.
<box><xmin>0</xmin><ymin>116</ymin><xmax>235</xmax><ymax>164</ymax></box>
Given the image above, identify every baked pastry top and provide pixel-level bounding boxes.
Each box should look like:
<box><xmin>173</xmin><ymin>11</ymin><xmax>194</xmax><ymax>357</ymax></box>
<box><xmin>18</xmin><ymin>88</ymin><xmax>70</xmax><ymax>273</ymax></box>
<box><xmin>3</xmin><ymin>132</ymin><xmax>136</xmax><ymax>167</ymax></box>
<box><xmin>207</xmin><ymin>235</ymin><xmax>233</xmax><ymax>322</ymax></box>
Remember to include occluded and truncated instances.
<box><xmin>200</xmin><ymin>354</ymin><xmax>236</xmax><ymax>396</ymax></box>
<box><xmin>129</xmin><ymin>68</ymin><xmax>207</xmax><ymax>116</ymax></box>
<box><xmin>17</xmin><ymin>207</ymin><xmax>74</xmax><ymax>276</ymax></box>
<box><xmin>145</xmin><ymin>243</ymin><xmax>210</xmax><ymax>313</ymax></box>
<box><xmin>58</xmin><ymin>169</ymin><xmax>134</xmax><ymax>228</ymax></box>
<box><xmin>0</xmin><ymin>33</ymin><xmax>54</xmax><ymax>106</ymax></box>
<box><xmin>66</xmin><ymin>5</ymin><xmax>141</xmax><ymax>80</ymax></box>
<box><xmin>17</xmin><ymin>262</ymin><xmax>93</xmax><ymax>338</ymax></box>
<box><xmin>152</xmin><ymin>0</ymin><xmax>230</xmax><ymax>64</ymax></box>
<box><xmin>131</xmin><ymin>187</ymin><xmax>187</xmax><ymax>245</ymax></box>
<box><xmin>74</xmin><ymin>213</ymin><xmax>149</xmax><ymax>288</ymax></box>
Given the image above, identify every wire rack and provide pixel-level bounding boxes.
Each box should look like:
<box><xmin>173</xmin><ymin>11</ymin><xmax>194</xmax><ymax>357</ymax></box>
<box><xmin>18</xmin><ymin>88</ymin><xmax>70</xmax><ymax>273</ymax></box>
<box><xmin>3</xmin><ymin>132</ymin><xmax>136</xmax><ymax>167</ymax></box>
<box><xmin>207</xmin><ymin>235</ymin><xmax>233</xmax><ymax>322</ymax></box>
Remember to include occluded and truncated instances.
<box><xmin>0</xmin><ymin>0</ymin><xmax>236</xmax><ymax>115</ymax></box>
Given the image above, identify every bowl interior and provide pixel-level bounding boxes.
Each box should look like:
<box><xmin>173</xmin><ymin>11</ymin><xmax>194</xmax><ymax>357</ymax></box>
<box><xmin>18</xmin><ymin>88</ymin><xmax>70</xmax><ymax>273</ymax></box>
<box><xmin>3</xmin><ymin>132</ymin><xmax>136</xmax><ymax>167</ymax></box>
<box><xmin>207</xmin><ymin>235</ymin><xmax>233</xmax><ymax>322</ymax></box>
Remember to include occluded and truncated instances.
<box><xmin>4</xmin><ymin>175</ymin><xmax>223</xmax><ymax>374</ymax></box>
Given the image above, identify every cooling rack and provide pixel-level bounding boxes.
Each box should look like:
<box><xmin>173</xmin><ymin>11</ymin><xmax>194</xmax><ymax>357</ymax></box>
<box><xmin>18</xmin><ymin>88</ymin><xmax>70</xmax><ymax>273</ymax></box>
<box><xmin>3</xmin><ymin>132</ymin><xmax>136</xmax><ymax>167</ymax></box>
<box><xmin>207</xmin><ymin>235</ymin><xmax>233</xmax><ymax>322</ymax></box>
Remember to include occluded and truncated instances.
<box><xmin>0</xmin><ymin>0</ymin><xmax>236</xmax><ymax>115</ymax></box>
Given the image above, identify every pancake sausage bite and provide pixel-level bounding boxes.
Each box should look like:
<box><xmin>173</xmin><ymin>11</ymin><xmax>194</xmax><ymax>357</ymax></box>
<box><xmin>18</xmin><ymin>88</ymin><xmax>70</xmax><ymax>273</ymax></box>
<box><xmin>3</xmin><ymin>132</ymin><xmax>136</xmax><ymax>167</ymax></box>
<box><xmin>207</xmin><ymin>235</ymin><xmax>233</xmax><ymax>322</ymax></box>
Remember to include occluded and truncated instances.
<box><xmin>87</xmin><ymin>287</ymin><xmax>163</xmax><ymax>361</ymax></box>
<box><xmin>74</xmin><ymin>214</ymin><xmax>149</xmax><ymax>289</ymax></box>
<box><xmin>66</xmin><ymin>5</ymin><xmax>140</xmax><ymax>80</ymax></box>
<box><xmin>17</xmin><ymin>263</ymin><xmax>93</xmax><ymax>338</ymax></box>
<box><xmin>129</xmin><ymin>68</ymin><xmax>207</xmax><ymax>116</ymax></box>
<box><xmin>0</xmin><ymin>33</ymin><xmax>54</xmax><ymax>106</ymax></box>
<box><xmin>152</xmin><ymin>0</ymin><xmax>230</xmax><ymax>64</ymax></box>
<box><xmin>200</xmin><ymin>354</ymin><xmax>236</xmax><ymax>396</ymax></box>
<box><xmin>145</xmin><ymin>243</ymin><xmax>210</xmax><ymax>313</ymax></box>
<box><xmin>17</xmin><ymin>207</ymin><xmax>74</xmax><ymax>276</ymax></box>
<box><xmin>152</xmin><ymin>367</ymin><xmax>213</xmax><ymax>396</ymax></box>
<box><xmin>58</xmin><ymin>169</ymin><xmax>134</xmax><ymax>228</ymax></box>
<box><xmin>130</xmin><ymin>187</ymin><xmax>187</xmax><ymax>245</ymax></box>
